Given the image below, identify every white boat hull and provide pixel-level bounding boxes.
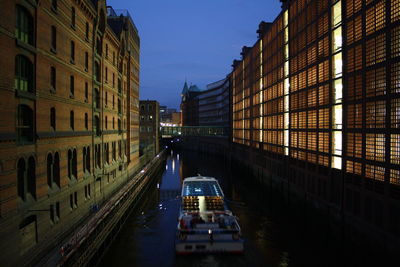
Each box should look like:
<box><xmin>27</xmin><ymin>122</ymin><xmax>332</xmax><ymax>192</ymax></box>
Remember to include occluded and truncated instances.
<box><xmin>175</xmin><ymin>240</ymin><xmax>244</xmax><ymax>254</ymax></box>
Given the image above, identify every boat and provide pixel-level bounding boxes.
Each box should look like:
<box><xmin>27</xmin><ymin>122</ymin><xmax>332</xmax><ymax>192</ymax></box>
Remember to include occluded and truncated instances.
<box><xmin>175</xmin><ymin>175</ymin><xmax>244</xmax><ymax>254</ymax></box>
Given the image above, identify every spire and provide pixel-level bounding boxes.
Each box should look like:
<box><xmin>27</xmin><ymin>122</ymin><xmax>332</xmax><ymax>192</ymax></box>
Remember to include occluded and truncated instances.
<box><xmin>181</xmin><ymin>80</ymin><xmax>189</xmax><ymax>96</ymax></box>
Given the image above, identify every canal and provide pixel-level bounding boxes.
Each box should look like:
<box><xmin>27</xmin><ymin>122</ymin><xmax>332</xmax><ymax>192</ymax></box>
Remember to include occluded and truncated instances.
<box><xmin>100</xmin><ymin>148</ymin><xmax>387</xmax><ymax>267</ymax></box>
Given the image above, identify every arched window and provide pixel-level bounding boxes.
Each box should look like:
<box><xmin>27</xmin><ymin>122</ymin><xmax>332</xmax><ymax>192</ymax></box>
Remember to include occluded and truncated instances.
<box><xmin>83</xmin><ymin>147</ymin><xmax>86</xmax><ymax>173</ymax></box>
<box><xmin>86</xmin><ymin>146</ymin><xmax>91</xmax><ymax>173</ymax></box>
<box><xmin>70</xmin><ymin>41</ymin><xmax>75</xmax><ymax>63</ymax></box>
<box><xmin>15</xmin><ymin>5</ymin><xmax>33</xmax><ymax>45</ymax></box>
<box><xmin>51</xmin><ymin>0</ymin><xmax>57</xmax><ymax>11</ymax></box>
<box><xmin>71</xmin><ymin>7</ymin><xmax>76</xmax><ymax>28</ymax></box>
<box><xmin>85</xmin><ymin>113</ymin><xmax>88</xmax><ymax>129</ymax></box>
<box><xmin>94</xmin><ymin>61</ymin><xmax>100</xmax><ymax>82</ymax></box>
<box><xmin>85</xmin><ymin>22</ymin><xmax>89</xmax><ymax>40</ymax></box>
<box><xmin>50</xmin><ymin>107</ymin><xmax>56</xmax><ymax>130</ymax></box>
<box><xmin>94</xmin><ymin>115</ymin><xmax>100</xmax><ymax>136</ymax></box>
<box><xmin>15</xmin><ymin>55</ymin><xmax>33</xmax><ymax>92</ymax></box>
<box><xmin>17</xmin><ymin>105</ymin><xmax>34</xmax><ymax>143</ymax></box>
<box><xmin>70</xmin><ymin>75</ymin><xmax>74</xmax><ymax>96</ymax></box>
<box><xmin>70</xmin><ymin>110</ymin><xmax>74</xmax><ymax>130</ymax></box>
<box><xmin>27</xmin><ymin>156</ymin><xmax>36</xmax><ymax>199</ymax></box>
<box><xmin>17</xmin><ymin>158</ymin><xmax>26</xmax><ymax>200</ymax></box>
<box><xmin>53</xmin><ymin>152</ymin><xmax>60</xmax><ymax>187</ymax></box>
<box><xmin>68</xmin><ymin>150</ymin><xmax>72</xmax><ymax>179</ymax></box>
<box><xmin>47</xmin><ymin>153</ymin><xmax>53</xmax><ymax>187</ymax></box>
<box><xmin>94</xmin><ymin>88</ymin><xmax>100</xmax><ymax>109</ymax></box>
<box><xmin>72</xmin><ymin>149</ymin><xmax>77</xmax><ymax>178</ymax></box>
<box><xmin>51</xmin><ymin>26</ymin><xmax>57</xmax><ymax>51</ymax></box>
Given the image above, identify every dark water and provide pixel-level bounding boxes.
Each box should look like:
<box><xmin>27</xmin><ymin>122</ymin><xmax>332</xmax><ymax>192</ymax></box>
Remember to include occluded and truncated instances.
<box><xmin>100</xmin><ymin>149</ymin><xmax>389</xmax><ymax>267</ymax></box>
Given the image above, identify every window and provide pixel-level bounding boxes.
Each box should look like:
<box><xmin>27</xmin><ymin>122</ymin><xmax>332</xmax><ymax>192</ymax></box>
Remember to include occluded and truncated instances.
<box><xmin>86</xmin><ymin>146</ymin><xmax>91</xmax><ymax>173</ymax></box>
<box><xmin>85</xmin><ymin>82</ymin><xmax>88</xmax><ymax>101</ymax></box>
<box><xmin>113</xmin><ymin>51</ymin><xmax>115</xmax><ymax>65</ymax></box>
<box><xmin>112</xmin><ymin>73</ymin><xmax>115</xmax><ymax>88</ymax></box>
<box><xmin>113</xmin><ymin>95</ymin><xmax>115</xmax><ymax>109</ymax></box>
<box><xmin>70</xmin><ymin>41</ymin><xmax>75</xmax><ymax>63</ymax></box>
<box><xmin>94</xmin><ymin>89</ymin><xmax>100</xmax><ymax>109</ymax></box>
<box><xmin>50</xmin><ymin>107</ymin><xmax>56</xmax><ymax>130</ymax></box>
<box><xmin>105</xmin><ymin>92</ymin><xmax>108</xmax><ymax>107</ymax></box>
<box><xmin>85</xmin><ymin>52</ymin><xmax>88</xmax><ymax>71</ymax></box>
<box><xmin>70</xmin><ymin>110</ymin><xmax>74</xmax><ymax>130</ymax></box>
<box><xmin>94</xmin><ymin>116</ymin><xmax>100</xmax><ymax>136</ymax></box>
<box><xmin>17</xmin><ymin>105</ymin><xmax>34</xmax><ymax>143</ymax></box>
<box><xmin>106</xmin><ymin>44</ymin><xmax>108</xmax><ymax>58</ymax></box>
<box><xmin>15</xmin><ymin>55</ymin><xmax>33</xmax><ymax>92</ymax></box>
<box><xmin>51</xmin><ymin>67</ymin><xmax>56</xmax><ymax>91</ymax></box>
<box><xmin>104</xmin><ymin>143</ymin><xmax>109</xmax><ymax>163</ymax></box>
<box><xmin>118</xmin><ymin>119</ymin><xmax>121</xmax><ymax>133</ymax></box>
<box><xmin>112</xmin><ymin>142</ymin><xmax>116</xmax><ymax>160</ymax></box>
<box><xmin>84</xmin><ymin>113</ymin><xmax>88</xmax><ymax>129</ymax></box>
<box><xmin>96</xmin><ymin>37</ymin><xmax>102</xmax><ymax>55</ymax></box>
<box><xmin>68</xmin><ymin>149</ymin><xmax>77</xmax><ymax>179</ymax></box>
<box><xmin>51</xmin><ymin>0</ymin><xmax>57</xmax><ymax>12</ymax></box>
<box><xmin>118</xmin><ymin>99</ymin><xmax>121</xmax><ymax>114</ymax></box>
<box><xmin>51</xmin><ymin>26</ymin><xmax>56</xmax><ymax>52</ymax></box>
<box><xmin>95</xmin><ymin>61</ymin><xmax>100</xmax><ymax>82</ymax></box>
<box><xmin>118</xmin><ymin>79</ymin><xmax>122</xmax><ymax>94</ymax></box>
<box><xmin>105</xmin><ymin>116</ymin><xmax>108</xmax><ymax>129</ymax></box>
<box><xmin>141</xmin><ymin>105</ymin><xmax>145</xmax><ymax>111</ymax></box>
<box><xmin>113</xmin><ymin>117</ymin><xmax>115</xmax><ymax>129</ymax></box>
<box><xmin>118</xmin><ymin>141</ymin><xmax>122</xmax><ymax>158</ymax></box>
<box><xmin>74</xmin><ymin>192</ymin><xmax>78</xmax><ymax>207</ymax></box>
<box><xmin>17</xmin><ymin>157</ymin><xmax>36</xmax><ymax>201</ymax></box>
<box><xmin>15</xmin><ymin>6</ymin><xmax>33</xmax><ymax>45</ymax></box>
<box><xmin>70</xmin><ymin>76</ymin><xmax>74</xmax><ymax>97</ymax></box>
<box><xmin>47</xmin><ymin>153</ymin><xmax>60</xmax><ymax>188</ymax></box>
<box><xmin>95</xmin><ymin>144</ymin><xmax>101</xmax><ymax>168</ymax></box>
<box><xmin>105</xmin><ymin>67</ymin><xmax>108</xmax><ymax>82</ymax></box>
<box><xmin>85</xmin><ymin>22</ymin><xmax>89</xmax><ymax>41</ymax></box>
<box><xmin>54</xmin><ymin>152</ymin><xmax>60</xmax><ymax>186</ymax></box>
<box><xmin>71</xmin><ymin>7</ymin><xmax>76</xmax><ymax>28</ymax></box>
<box><xmin>148</xmin><ymin>105</ymin><xmax>153</xmax><ymax>111</ymax></box>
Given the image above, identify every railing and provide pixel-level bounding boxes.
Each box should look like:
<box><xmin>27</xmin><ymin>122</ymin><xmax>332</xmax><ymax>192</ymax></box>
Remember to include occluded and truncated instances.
<box><xmin>161</xmin><ymin>126</ymin><xmax>228</xmax><ymax>137</ymax></box>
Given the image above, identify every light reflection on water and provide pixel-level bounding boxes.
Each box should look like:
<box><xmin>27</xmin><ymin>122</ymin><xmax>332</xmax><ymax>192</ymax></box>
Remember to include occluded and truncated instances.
<box><xmin>101</xmin><ymin>149</ymin><xmax>384</xmax><ymax>267</ymax></box>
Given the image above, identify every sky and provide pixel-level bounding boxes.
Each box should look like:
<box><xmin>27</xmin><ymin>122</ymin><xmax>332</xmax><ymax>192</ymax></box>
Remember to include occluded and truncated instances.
<box><xmin>109</xmin><ymin>0</ymin><xmax>282</xmax><ymax>109</ymax></box>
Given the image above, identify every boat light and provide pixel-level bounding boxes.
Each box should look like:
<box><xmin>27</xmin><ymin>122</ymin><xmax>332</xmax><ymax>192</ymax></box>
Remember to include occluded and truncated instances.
<box><xmin>208</xmin><ymin>229</ymin><xmax>212</xmax><ymax>235</ymax></box>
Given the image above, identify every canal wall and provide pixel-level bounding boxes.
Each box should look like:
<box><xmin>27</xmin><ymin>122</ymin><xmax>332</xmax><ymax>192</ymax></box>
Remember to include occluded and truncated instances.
<box><xmin>172</xmin><ymin>139</ymin><xmax>399</xmax><ymax>256</ymax></box>
<box><xmin>229</xmin><ymin>143</ymin><xmax>400</xmax><ymax>257</ymax></box>
<box><xmin>43</xmin><ymin>149</ymin><xmax>166</xmax><ymax>266</ymax></box>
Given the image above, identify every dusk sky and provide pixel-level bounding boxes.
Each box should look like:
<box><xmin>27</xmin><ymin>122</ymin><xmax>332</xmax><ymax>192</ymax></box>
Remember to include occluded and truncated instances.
<box><xmin>109</xmin><ymin>0</ymin><xmax>282</xmax><ymax>109</ymax></box>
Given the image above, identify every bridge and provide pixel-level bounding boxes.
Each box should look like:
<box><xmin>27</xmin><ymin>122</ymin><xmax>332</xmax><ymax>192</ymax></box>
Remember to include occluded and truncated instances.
<box><xmin>160</xmin><ymin>126</ymin><xmax>228</xmax><ymax>138</ymax></box>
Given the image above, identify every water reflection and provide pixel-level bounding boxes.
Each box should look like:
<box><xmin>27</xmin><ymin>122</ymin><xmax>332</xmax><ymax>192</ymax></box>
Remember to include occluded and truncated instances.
<box><xmin>101</xmin><ymin>149</ymin><xmax>384</xmax><ymax>267</ymax></box>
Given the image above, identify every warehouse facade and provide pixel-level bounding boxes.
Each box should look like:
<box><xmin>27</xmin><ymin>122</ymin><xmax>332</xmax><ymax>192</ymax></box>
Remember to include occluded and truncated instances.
<box><xmin>231</xmin><ymin>0</ymin><xmax>400</xmax><ymax>248</ymax></box>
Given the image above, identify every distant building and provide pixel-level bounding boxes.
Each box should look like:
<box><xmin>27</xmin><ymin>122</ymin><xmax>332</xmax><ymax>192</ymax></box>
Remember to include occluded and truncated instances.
<box><xmin>199</xmin><ymin>78</ymin><xmax>230</xmax><ymax>127</ymax></box>
<box><xmin>180</xmin><ymin>81</ymin><xmax>202</xmax><ymax>126</ymax></box>
<box><xmin>160</xmin><ymin>105</ymin><xmax>177</xmax><ymax>123</ymax></box>
<box><xmin>139</xmin><ymin>100</ymin><xmax>160</xmax><ymax>155</ymax></box>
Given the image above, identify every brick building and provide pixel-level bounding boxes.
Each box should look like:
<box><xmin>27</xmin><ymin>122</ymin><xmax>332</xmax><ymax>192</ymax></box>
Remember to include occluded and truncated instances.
<box><xmin>139</xmin><ymin>100</ymin><xmax>160</xmax><ymax>155</ymax></box>
<box><xmin>231</xmin><ymin>0</ymin><xmax>400</xmax><ymax>250</ymax></box>
<box><xmin>0</xmin><ymin>0</ymin><xmax>140</xmax><ymax>264</ymax></box>
<box><xmin>180</xmin><ymin>81</ymin><xmax>202</xmax><ymax>126</ymax></box>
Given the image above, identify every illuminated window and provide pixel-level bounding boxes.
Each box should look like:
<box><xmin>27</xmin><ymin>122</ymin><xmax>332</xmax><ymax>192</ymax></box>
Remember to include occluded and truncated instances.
<box><xmin>332</xmin><ymin>1</ymin><xmax>342</xmax><ymax>27</ymax></box>
<box><xmin>391</xmin><ymin>134</ymin><xmax>400</xmax><ymax>165</ymax></box>
<box><xmin>392</xmin><ymin>26</ymin><xmax>400</xmax><ymax>58</ymax></box>
<box><xmin>392</xmin><ymin>0</ymin><xmax>400</xmax><ymax>23</ymax></box>
<box><xmin>332</xmin><ymin>26</ymin><xmax>342</xmax><ymax>52</ymax></box>
<box><xmin>366</xmin><ymin>134</ymin><xmax>385</xmax><ymax>162</ymax></box>
<box><xmin>333</xmin><ymin>52</ymin><xmax>343</xmax><ymax>78</ymax></box>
